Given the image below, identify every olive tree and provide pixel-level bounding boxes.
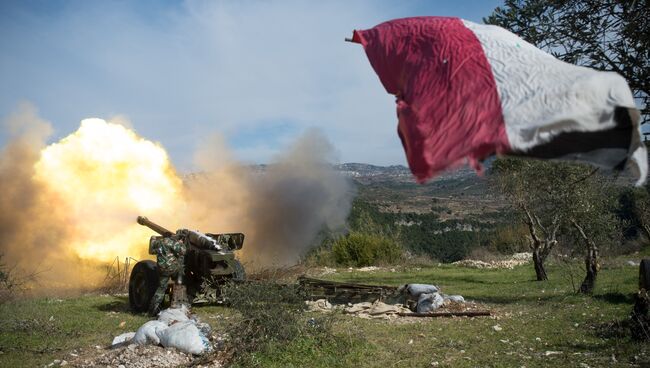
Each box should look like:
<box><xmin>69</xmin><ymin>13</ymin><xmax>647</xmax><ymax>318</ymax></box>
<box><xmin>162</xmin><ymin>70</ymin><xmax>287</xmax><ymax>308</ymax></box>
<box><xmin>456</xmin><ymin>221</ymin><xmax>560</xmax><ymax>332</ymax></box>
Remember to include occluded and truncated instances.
<box><xmin>492</xmin><ymin>158</ymin><xmax>618</xmax><ymax>290</ymax></box>
<box><xmin>564</xmin><ymin>172</ymin><xmax>619</xmax><ymax>293</ymax></box>
<box><xmin>491</xmin><ymin>158</ymin><xmax>577</xmax><ymax>280</ymax></box>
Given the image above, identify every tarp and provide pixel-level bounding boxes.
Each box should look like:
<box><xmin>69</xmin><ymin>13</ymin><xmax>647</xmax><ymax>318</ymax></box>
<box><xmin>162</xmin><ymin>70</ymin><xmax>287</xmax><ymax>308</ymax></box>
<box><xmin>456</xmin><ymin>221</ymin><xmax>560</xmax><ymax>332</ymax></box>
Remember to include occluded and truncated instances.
<box><xmin>351</xmin><ymin>17</ymin><xmax>646</xmax><ymax>185</ymax></box>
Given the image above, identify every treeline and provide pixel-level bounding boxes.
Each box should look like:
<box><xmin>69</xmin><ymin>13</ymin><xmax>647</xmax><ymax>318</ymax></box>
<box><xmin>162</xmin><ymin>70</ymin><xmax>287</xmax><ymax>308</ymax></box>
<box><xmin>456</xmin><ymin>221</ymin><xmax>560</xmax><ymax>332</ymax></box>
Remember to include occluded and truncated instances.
<box><xmin>308</xmin><ymin>197</ymin><xmax>527</xmax><ymax>266</ymax></box>
<box><xmin>307</xmin><ymin>171</ymin><xmax>650</xmax><ymax>269</ymax></box>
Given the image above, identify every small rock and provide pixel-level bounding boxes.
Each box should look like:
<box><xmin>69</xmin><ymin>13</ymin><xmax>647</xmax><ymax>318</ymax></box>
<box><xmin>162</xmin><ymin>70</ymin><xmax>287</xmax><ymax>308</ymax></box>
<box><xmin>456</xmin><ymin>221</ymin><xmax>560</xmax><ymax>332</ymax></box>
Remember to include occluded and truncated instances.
<box><xmin>118</xmin><ymin>365</ymin><xmax>125</xmax><ymax>368</ymax></box>
<box><xmin>492</xmin><ymin>324</ymin><xmax>503</xmax><ymax>331</ymax></box>
<box><xmin>53</xmin><ymin>360</ymin><xmax>61</xmax><ymax>364</ymax></box>
<box><xmin>544</xmin><ymin>351</ymin><xmax>562</xmax><ymax>356</ymax></box>
<box><xmin>60</xmin><ymin>361</ymin><xmax>68</xmax><ymax>366</ymax></box>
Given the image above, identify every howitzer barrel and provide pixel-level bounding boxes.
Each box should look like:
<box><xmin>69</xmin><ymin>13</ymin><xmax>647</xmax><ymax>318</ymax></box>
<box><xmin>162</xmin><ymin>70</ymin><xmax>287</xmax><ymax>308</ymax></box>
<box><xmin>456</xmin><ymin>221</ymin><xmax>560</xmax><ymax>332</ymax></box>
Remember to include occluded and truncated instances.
<box><xmin>188</xmin><ymin>230</ymin><xmax>219</xmax><ymax>250</ymax></box>
<box><xmin>137</xmin><ymin>216</ymin><xmax>173</xmax><ymax>236</ymax></box>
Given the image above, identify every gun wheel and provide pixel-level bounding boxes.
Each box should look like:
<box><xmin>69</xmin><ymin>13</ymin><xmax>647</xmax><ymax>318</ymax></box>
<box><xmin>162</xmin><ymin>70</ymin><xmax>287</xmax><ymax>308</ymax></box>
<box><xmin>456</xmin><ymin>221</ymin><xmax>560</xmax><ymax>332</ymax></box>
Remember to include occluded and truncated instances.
<box><xmin>129</xmin><ymin>260</ymin><xmax>160</xmax><ymax>313</ymax></box>
<box><xmin>233</xmin><ymin>259</ymin><xmax>246</xmax><ymax>281</ymax></box>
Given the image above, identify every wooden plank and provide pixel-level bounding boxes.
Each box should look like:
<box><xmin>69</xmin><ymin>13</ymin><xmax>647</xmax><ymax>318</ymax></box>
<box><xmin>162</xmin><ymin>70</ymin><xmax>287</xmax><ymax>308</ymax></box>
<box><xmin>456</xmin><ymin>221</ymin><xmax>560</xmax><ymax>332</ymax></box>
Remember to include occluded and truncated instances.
<box><xmin>298</xmin><ymin>276</ymin><xmax>397</xmax><ymax>291</ymax></box>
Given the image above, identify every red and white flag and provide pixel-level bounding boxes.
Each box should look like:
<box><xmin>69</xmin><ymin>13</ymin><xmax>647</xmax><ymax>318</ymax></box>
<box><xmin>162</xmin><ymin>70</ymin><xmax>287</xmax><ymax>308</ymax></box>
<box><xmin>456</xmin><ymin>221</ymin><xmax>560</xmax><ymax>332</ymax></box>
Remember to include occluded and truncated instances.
<box><xmin>351</xmin><ymin>17</ymin><xmax>646</xmax><ymax>185</ymax></box>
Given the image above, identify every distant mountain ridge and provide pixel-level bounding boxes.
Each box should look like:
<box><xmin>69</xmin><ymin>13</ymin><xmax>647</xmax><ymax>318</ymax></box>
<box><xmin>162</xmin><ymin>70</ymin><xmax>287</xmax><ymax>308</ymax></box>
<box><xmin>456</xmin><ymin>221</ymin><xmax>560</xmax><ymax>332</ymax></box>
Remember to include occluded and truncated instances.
<box><xmin>334</xmin><ymin>162</ymin><xmax>477</xmax><ymax>184</ymax></box>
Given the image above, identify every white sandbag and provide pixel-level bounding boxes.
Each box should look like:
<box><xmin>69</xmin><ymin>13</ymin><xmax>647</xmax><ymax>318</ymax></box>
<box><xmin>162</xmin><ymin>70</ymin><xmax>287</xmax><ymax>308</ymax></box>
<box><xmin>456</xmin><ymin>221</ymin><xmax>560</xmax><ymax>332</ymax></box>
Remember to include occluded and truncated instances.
<box><xmin>399</xmin><ymin>284</ymin><xmax>440</xmax><ymax>299</ymax></box>
<box><xmin>416</xmin><ymin>292</ymin><xmax>444</xmax><ymax>313</ymax></box>
<box><xmin>158</xmin><ymin>321</ymin><xmax>209</xmax><ymax>355</ymax></box>
<box><xmin>111</xmin><ymin>332</ymin><xmax>135</xmax><ymax>346</ymax></box>
<box><xmin>195</xmin><ymin>321</ymin><xmax>212</xmax><ymax>336</ymax></box>
<box><xmin>443</xmin><ymin>294</ymin><xmax>465</xmax><ymax>303</ymax></box>
<box><xmin>133</xmin><ymin>320</ymin><xmax>168</xmax><ymax>345</ymax></box>
<box><xmin>157</xmin><ymin>306</ymin><xmax>190</xmax><ymax>324</ymax></box>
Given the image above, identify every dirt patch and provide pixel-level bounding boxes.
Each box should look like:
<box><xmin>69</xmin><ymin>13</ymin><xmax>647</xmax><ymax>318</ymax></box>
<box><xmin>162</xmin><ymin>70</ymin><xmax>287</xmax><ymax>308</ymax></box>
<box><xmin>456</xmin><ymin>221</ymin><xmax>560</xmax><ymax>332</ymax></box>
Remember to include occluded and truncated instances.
<box><xmin>62</xmin><ymin>343</ymin><xmax>223</xmax><ymax>368</ymax></box>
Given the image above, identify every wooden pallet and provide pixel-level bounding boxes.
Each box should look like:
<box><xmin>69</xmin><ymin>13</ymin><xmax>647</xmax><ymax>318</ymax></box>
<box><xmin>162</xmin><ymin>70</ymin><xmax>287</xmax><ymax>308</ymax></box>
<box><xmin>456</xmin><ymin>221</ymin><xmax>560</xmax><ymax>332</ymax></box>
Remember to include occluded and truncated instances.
<box><xmin>298</xmin><ymin>276</ymin><xmax>402</xmax><ymax>304</ymax></box>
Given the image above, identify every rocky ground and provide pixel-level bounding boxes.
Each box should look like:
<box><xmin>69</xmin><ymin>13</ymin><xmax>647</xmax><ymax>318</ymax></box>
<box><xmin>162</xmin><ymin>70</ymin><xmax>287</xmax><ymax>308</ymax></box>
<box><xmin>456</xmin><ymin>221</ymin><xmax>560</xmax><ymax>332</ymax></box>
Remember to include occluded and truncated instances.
<box><xmin>45</xmin><ymin>342</ymin><xmax>225</xmax><ymax>368</ymax></box>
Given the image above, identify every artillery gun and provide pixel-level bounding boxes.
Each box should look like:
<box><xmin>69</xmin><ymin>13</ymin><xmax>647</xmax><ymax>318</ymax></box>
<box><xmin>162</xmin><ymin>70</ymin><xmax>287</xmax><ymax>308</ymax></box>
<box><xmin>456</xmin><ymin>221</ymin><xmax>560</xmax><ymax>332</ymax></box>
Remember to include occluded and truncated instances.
<box><xmin>128</xmin><ymin>216</ymin><xmax>246</xmax><ymax>312</ymax></box>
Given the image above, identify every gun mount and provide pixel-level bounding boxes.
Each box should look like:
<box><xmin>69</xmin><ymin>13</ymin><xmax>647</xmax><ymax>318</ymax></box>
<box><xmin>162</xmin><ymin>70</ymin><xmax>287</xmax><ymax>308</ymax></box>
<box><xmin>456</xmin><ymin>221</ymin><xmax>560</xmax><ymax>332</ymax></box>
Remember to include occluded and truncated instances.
<box><xmin>129</xmin><ymin>216</ymin><xmax>246</xmax><ymax>313</ymax></box>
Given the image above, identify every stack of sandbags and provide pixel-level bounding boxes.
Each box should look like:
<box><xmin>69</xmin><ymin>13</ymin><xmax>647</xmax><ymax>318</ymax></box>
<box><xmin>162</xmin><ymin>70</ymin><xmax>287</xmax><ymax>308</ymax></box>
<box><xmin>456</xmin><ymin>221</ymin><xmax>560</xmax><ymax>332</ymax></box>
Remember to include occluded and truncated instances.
<box><xmin>111</xmin><ymin>305</ymin><xmax>212</xmax><ymax>355</ymax></box>
<box><xmin>397</xmin><ymin>283</ymin><xmax>465</xmax><ymax>313</ymax></box>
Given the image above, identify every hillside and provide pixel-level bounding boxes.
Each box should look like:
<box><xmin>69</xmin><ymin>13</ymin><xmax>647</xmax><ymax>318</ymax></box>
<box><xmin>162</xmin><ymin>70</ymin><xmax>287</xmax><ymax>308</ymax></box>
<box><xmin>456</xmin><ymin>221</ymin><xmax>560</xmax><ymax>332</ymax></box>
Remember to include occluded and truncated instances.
<box><xmin>336</xmin><ymin>162</ymin><xmax>502</xmax><ymax>221</ymax></box>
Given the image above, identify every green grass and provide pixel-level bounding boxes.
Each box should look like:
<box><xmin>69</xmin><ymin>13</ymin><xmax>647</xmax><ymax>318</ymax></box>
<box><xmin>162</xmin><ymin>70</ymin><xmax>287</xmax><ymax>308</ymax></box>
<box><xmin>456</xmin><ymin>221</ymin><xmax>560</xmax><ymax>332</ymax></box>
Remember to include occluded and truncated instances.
<box><xmin>1</xmin><ymin>257</ymin><xmax>648</xmax><ymax>367</ymax></box>
<box><xmin>0</xmin><ymin>295</ymin><xmax>149</xmax><ymax>367</ymax></box>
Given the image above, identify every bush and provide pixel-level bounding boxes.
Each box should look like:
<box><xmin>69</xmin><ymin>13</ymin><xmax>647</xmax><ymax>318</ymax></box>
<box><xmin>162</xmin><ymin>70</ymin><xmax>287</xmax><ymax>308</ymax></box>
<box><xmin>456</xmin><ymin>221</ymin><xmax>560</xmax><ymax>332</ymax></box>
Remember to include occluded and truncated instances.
<box><xmin>331</xmin><ymin>232</ymin><xmax>402</xmax><ymax>267</ymax></box>
<box><xmin>0</xmin><ymin>255</ymin><xmax>36</xmax><ymax>304</ymax></box>
<box><xmin>485</xmin><ymin>224</ymin><xmax>530</xmax><ymax>254</ymax></box>
<box><xmin>220</xmin><ymin>280</ymin><xmax>345</xmax><ymax>365</ymax></box>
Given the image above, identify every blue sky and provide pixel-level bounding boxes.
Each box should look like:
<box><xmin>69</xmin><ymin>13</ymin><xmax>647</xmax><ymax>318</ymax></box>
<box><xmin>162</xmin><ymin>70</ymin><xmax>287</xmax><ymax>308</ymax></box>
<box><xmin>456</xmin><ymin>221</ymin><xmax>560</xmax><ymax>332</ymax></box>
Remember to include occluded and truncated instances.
<box><xmin>0</xmin><ymin>0</ymin><xmax>503</xmax><ymax>172</ymax></box>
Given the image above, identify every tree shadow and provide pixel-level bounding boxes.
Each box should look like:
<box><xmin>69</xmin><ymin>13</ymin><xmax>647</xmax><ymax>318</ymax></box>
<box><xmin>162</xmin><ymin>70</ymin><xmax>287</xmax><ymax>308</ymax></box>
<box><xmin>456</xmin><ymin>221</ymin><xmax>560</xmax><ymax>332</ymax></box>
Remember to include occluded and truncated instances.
<box><xmin>94</xmin><ymin>296</ymin><xmax>132</xmax><ymax>313</ymax></box>
<box><xmin>593</xmin><ymin>319</ymin><xmax>630</xmax><ymax>339</ymax></box>
<box><xmin>468</xmin><ymin>294</ymin><xmax>567</xmax><ymax>305</ymax></box>
<box><xmin>593</xmin><ymin>292</ymin><xmax>635</xmax><ymax>304</ymax></box>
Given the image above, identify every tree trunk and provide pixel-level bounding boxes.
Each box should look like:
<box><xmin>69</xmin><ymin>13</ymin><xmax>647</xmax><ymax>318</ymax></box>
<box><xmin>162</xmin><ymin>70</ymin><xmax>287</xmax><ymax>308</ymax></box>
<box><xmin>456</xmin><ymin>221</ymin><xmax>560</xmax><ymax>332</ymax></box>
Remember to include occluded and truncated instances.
<box><xmin>532</xmin><ymin>250</ymin><xmax>548</xmax><ymax>281</ymax></box>
<box><xmin>642</xmin><ymin>224</ymin><xmax>650</xmax><ymax>242</ymax></box>
<box><xmin>578</xmin><ymin>242</ymin><xmax>599</xmax><ymax>294</ymax></box>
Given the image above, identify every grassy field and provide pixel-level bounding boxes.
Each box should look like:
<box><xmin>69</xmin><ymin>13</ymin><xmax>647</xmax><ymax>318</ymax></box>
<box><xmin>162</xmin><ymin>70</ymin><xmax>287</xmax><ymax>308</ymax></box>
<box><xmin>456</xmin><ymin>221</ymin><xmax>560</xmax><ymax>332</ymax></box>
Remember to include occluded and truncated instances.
<box><xmin>1</xmin><ymin>255</ymin><xmax>648</xmax><ymax>367</ymax></box>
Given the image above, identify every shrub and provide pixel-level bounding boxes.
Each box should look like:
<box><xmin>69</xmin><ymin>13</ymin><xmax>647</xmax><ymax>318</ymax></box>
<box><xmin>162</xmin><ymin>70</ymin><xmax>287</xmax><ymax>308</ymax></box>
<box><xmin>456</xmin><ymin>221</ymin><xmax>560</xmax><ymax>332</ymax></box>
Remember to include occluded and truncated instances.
<box><xmin>221</xmin><ymin>280</ymin><xmax>343</xmax><ymax>365</ymax></box>
<box><xmin>0</xmin><ymin>255</ymin><xmax>37</xmax><ymax>304</ymax></box>
<box><xmin>331</xmin><ymin>232</ymin><xmax>402</xmax><ymax>267</ymax></box>
<box><xmin>486</xmin><ymin>224</ymin><xmax>530</xmax><ymax>254</ymax></box>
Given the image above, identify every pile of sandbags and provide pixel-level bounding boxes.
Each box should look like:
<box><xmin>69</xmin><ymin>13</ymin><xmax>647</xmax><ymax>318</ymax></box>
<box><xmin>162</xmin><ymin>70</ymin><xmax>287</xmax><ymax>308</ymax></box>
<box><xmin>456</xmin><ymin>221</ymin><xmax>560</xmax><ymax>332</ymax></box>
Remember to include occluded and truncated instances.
<box><xmin>397</xmin><ymin>283</ymin><xmax>465</xmax><ymax>313</ymax></box>
<box><xmin>111</xmin><ymin>305</ymin><xmax>212</xmax><ymax>355</ymax></box>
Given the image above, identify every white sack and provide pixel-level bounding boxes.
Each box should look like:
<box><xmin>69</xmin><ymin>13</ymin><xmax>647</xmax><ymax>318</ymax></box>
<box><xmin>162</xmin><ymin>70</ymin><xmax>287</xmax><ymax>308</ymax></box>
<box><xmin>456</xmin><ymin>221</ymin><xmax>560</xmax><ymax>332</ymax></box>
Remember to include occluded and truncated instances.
<box><xmin>157</xmin><ymin>306</ymin><xmax>190</xmax><ymax>324</ymax></box>
<box><xmin>416</xmin><ymin>292</ymin><xmax>444</xmax><ymax>313</ymax></box>
<box><xmin>443</xmin><ymin>294</ymin><xmax>465</xmax><ymax>303</ymax></box>
<box><xmin>133</xmin><ymin>320</ymin><xmax>168</xmax><ymax>345</ymax></box>
<box><xmin>399</xmin><ymin>284</ymin><xmax>440</xmax><ymax>299</ymax></box>
<box><xmin>111</xmin><ymin>332</ymin><xmax>135</xmax><ymax>346</ymax></box>
<box><xmin>158</xmin><ymin>320</ymin><xmax>209</xmax><ymax>355</ymax></box>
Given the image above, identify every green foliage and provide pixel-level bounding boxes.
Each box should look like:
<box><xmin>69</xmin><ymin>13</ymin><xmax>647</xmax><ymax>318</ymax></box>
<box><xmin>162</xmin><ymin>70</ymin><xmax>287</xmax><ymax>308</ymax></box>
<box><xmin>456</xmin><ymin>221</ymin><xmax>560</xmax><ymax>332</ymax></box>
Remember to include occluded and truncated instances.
<box><xmin>344</xmin><ymin>197</ymin><xmax>496</xmax><ymax>263</ymax></box>
<box><xmin>347</xmin><ymin>198</ymin><xmax>398</xmax><ymax>236</ymax></box>
<box><xmin>222</xmin><ymin>281</ymin><xmax>305</xmax><ymax>347</ymax></box>
<box><xmin>490</xmin><ymin>157</ymin><xmax>620</xmax><ymax>250</ymax></box>
<box><xmin>484</xmin><ymin>223</ymin><xmax>531</xmax><ymax>254</ymax></box>
<box><xmin>331</xmin><ymin>232</ymin><xmax>402</xmax><ymax>267</ymax></box>
<box><xmin>221</xmin><ymin>280</ymin><xmax>345</xmax><ymax>365</ymax></box>
<box><xmin>398</xmin><ymin>220</ymin><xmax>484</xmax><ymax>263</ymax></box>
<box><xmin>618</xmin><ymin>186</ymin><xmax>650</xmax><ymax>242</ymax></box>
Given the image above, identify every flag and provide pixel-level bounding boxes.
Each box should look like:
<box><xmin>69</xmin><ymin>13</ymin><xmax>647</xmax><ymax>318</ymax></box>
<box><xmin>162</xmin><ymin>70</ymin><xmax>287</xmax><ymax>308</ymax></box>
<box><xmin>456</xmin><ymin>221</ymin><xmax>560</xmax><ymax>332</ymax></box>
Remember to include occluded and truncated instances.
<box><xmin>351</xmin><ymin>17</ymin><xmax>646</xmax><ymax>185</ymax></box>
